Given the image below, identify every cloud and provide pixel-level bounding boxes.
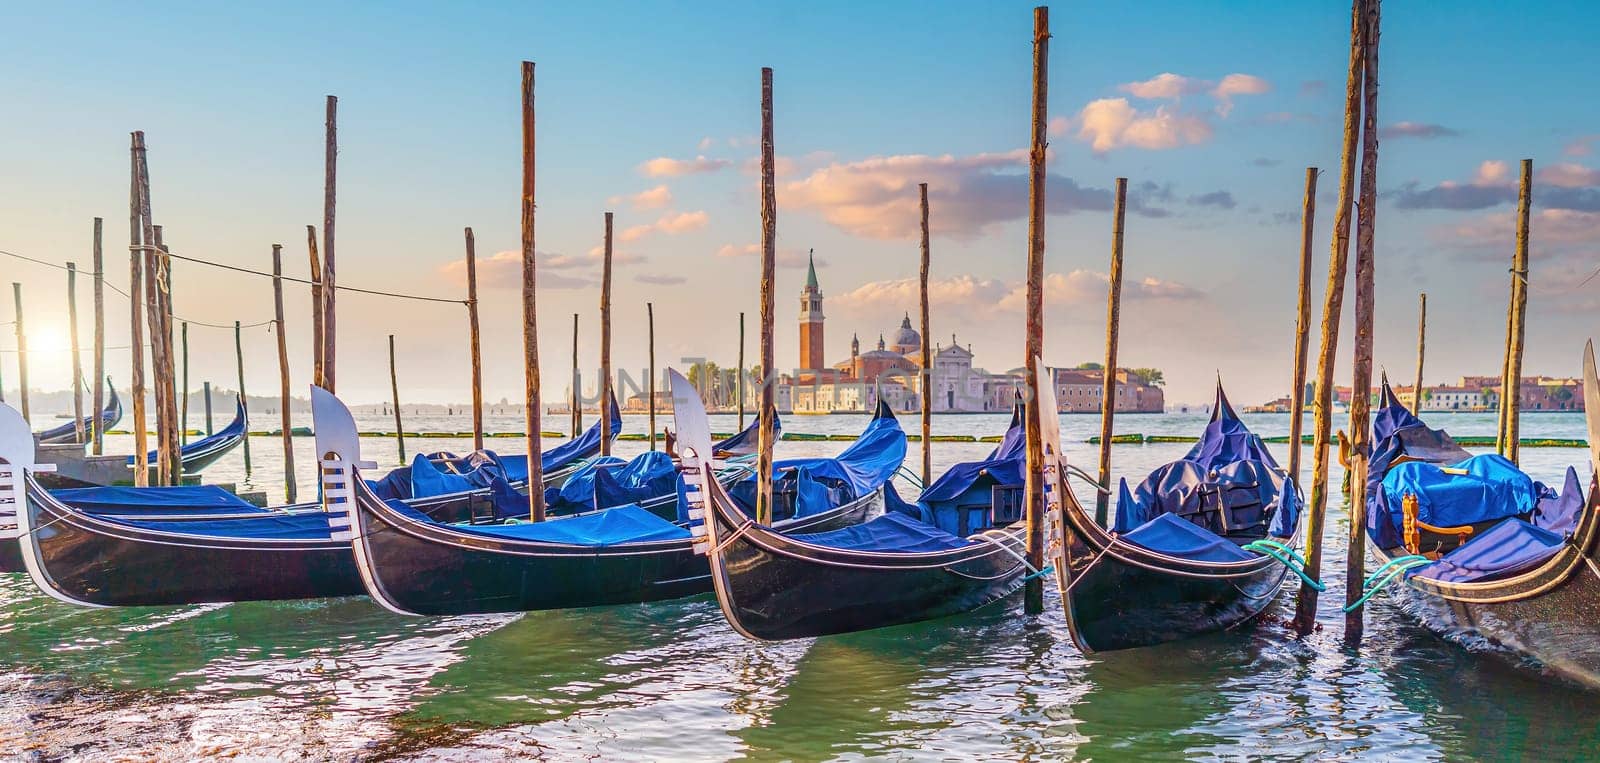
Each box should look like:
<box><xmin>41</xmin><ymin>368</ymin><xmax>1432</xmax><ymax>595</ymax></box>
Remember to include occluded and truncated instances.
<box><xmin>780</xmin><ymin>150</ymin><xmax>1172</xmax><ymax>239</ymax></box>
<box><xmin>716</xmin><ymin>243</ymin><xmax>817</xmax><ymax>268</ymax></box>
<box><xmin>1186</xmin><ymin>190</ymin><xmax>1237</xmax><ymax>209</ymax></box>
<box><xmin>1211</xmin><ymin>74</ymin><xmax>1271</xmax><ymax>116</ymax></box>
<box><xmin>610</xmin><ymin>184</ymin><xmax>673</xmax><ymax>210</ymax></box>
<box><xmin>1119</xmin><ymin>73</ymin><xmax>1210</xmax><ymax>99</ymax></box>
<box><xmin>616</xmin><ymin>210</ymin><xmax>709</xmax><ymax>243</ymax></box>
<box><xmin>1564</xmin><ymin>135</ymin><xmax>1600</xmax><ymax>157</ymax></box>
<box><xmin>636</xmin><ymin>273</ymin><xmax>687</xmax><ymax>285</ymax></box>
<box><xmin>1068</xmin><ymin>98</ymin><xmax>1214</xmax><ymax>152</ymax></box>
<box><xmin>1443</xmin><ymin>208</ymin><xmax>1600</xmax><ymax>250</ymax></box>
<box><xmin>1537</xmin><ymin>162</ymin><xmax>1600</xmax><ymax>189</ymax></box>
<box><xmin>833</xmin><ymin>271</ymin><xmax>1201</xmax><ymax>323</ymax></box>
<box><xmin>438</xmin><ymin>249</ymin><xmax>589</xmax><ymax>287</ymax></box>
<box><xmin>1251</xmin><ymin>157</ymin><xmax>1282</xmax><ymax>168</ymax></box>
<box><xmin>637</xmin><ymin>155</ymin><xmax>731</xmax><ymax>177</ymax></box>
<box><xmin>697</xmin><ymin>137</ymin><xmax>715</xmax><ymax>151</ymax></box>
<box><xmin>1299</xmin><ymin>80</ymin><xmax>1327</xmax><ymax>96</ymax></box>
<box><xmin>1379</xmin><ymin>122</ymin><xmax>1460</xmax><ymax>140</ymax></box>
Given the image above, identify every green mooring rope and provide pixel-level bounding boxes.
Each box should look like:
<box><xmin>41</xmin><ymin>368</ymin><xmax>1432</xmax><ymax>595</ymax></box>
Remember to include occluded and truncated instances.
<box><xmin>1342</xmin><ymin>554</ymin><xmax>1432</xmax><ymax>612</ymax></box>
<box><xmin>1241</xmin><ymin>539</ymin><xmax>1326</xmax><ymax>592</ymax></box>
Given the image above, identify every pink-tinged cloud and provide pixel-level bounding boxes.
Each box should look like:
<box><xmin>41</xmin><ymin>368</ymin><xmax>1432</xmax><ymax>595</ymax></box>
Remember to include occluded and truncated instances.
<box><xmin>637</xmin><ymin>155</ymin><xmax>731</xmax><ymax>177</ymax></box>
<box><xmin>438</xmin><ymin>249</ymin><xmax>589</xmax><ymax>288</ymax></box>
<box><xmin>1564</xmin><ymin>135</ymin><xmax>1599</xmax><ymax>157</ymax></box>
<box><xmin>1537</xmin><ymin>163</ymin><xmax>1600</xmax><ymax>189</ymax></box>
<box><xmin>610</xmin><ymin>184</ymin><xmax>674</xmax><ymax>210</ymax></box>
<box><xmin>833</xmin><ymin>271</ymin><xmax>1201</xmax><ymax>324</ymax></box>
<box><xmin>1071</xmin><ymin>98</ymin><xmax>1213</xmax><ymax>152</ymax></box>
<box><xmin>616</xmin><ymin>210</ymin><xmax>710</xmax><ymax>243</ymax></box>
<box><xmin>1445</xmin><ymin>208</ymin><xmax>1600</xmax><ymax>249</ymax></box>
<box><xmin>1379</xmin><ymin>122</ymin><xmax>1460</xmax><ymax>139</ymax></box>
<box><xmin>715</xmin><ymin>242</ymin><xmax>817</xmax><ymax>268</ymax></box>
<box><xmin>1211</xmin><ymin>74</ymin><xmax>1271</xmax><ymax>116</ymax></box>
<box><xmin>636</xmin><ymin>273</ymin><xmax>687</xmax><ymax>285</ymax></box>
<box><xmin>779</xmin><ymin>149</ymin><xmax>1170</xmax><ymax>239</ymax></box>
<box><xmin>1119</xmin><ymin>72</ymin><xmax>1210</xmax><ymax>99</ymax></box>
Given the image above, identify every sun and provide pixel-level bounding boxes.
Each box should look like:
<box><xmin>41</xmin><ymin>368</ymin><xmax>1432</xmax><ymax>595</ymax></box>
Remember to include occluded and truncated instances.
<box><xmin>24</xmin><ymin>322</ymin><xmax>69</xmax><ymax>356</ymax></box>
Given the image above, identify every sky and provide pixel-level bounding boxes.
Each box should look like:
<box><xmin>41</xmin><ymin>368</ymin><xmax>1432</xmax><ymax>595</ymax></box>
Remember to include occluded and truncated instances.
<box><xmin>2</xmin><ymin>0</ymin><xmax>1597</xmax><ymax>410</ymax></box>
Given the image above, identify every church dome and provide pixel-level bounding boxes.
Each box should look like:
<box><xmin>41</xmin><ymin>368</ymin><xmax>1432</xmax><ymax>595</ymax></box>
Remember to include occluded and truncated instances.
<box><xmin>890</xmin><ymin>313</ymin><xmax>920</xmax><ymax>353</ymax></box>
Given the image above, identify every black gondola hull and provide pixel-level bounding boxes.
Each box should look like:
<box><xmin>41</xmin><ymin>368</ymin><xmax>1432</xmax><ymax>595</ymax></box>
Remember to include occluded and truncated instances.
<box><xmin>352</xmin><ymin>482</ymin><xmax>881</xmax><ymax>617</ymax></box>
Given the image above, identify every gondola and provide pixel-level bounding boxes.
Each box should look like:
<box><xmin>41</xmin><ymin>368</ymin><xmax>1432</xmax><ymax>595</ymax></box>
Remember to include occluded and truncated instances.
<box><xmin>1360</xmin><ymin>342</ymin><xmax>1599</xmax><ymax>689</ymax></box>
<box><xmin>330</xmin><ymin>381</ymin><xmax>904</xmax><ymax>617</ymax></box>
<box><xmin>35</xmin><ymin>384</ymin><xmax>121</xmax><ymax>445</ymax></box>
<box><xmin>126</xmin><ymin>396</ymin><xmax>246</xmax><ymax>474</ymax></box>
<box><xmin>678</xmin><ymin>369</ymin><xmax>1034</xmax><ymax>641</ymax></box>
<box><xmin>1049</xmin><ymin>381</ymin><xmax>1302</xmax><ymax>653</ymax></box>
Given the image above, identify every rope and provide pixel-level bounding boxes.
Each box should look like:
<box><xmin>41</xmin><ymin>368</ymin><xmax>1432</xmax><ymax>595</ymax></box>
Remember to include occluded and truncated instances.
<box><xmin>1343</xmin><ymin>554</ymin><xmax>1431</xmax><ymax>613</ymax></box>
<box><xmin>972</xmin><ymin>527</ymin><xmax>1049</xmax><ymax>579</ymax></box>
<box><xmin>1240</xmin><ymin>539</ymin><xmax>1325</xmax><ymax>592</ymax></box>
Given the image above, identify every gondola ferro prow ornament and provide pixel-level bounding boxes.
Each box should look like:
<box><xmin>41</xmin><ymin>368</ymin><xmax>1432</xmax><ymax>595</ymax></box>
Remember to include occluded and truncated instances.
<box><xmin>1584</xmin><ymin>339</ymin><xmax>1598</xmax><ymax>486</ymax></box>
<box><xmin>668</xmin><ymin>369</ymin><xmax>719</xmax><ymax>556</ymax></box>
<box><xmin>0</xmin><ymin>401</ymin><xmax>55</xmax><ymax>541</ymax></box>
<box><xmin>311</xmin><ymin>385</ymin><xmax>374</xmax><ymax>544</ymax></box>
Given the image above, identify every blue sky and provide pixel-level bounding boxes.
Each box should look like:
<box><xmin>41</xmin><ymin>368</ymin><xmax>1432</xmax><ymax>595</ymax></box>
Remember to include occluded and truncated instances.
<box><xmin>3</xmin><ymin>1</ymin><xmax>1597</xmax><ymax>407</ymax></box>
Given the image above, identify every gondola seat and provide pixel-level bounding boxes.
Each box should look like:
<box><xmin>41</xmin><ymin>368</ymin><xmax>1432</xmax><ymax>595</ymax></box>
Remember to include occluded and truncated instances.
<box><xmin>1411</xmin><ymin>517</ymin><xmax>1566</xmax><ymax>584</ymax></box>
<box><xmin>789</xmin><ymin>511</ymin><xmax>974</xmax><ymax>553</ymax></box>
<box><xmin>1119</xmin><ymin>512</ymin><xmax>1257</xmax><ymax>563</ymax></box>
<box><xmin>1373</xmin><ymin>454</ymin><xmax>1542</xmax><ymax>550</ymax></box>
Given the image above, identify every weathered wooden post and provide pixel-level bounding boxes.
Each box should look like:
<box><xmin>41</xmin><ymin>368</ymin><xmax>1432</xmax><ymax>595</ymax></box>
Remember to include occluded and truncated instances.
<box><xmin>1343</xmin><ymin>0</ymin><xmax>1381</xmax><ymax>645</ymax></box>
<box><xmin>757</xmin><ymin>66</ymin><xmax>778</xmax><ymax>527</ymax></box>
<box><xmin>571</xmin><ymin>313</ymin><xmax>581</xmax><ymax>437</ymax></box>
<box><xmin>203</xmin><ymin>380</ymin><xmax>213</xmax><ymax>435</ymax></box>
<box><xmin>180</xmin><ymin>320</ymin><xmax>190</xmax><ymax>444</ymax></box>
<box><xmin>127</xmin><ymin>141</ymin><xmax>149</xmax><ymax>487</ymax></box>
<box><xmin>520</xmin><ymin>60</ymin><xmax>546</xmax><ymax>521</ymax></box>
<box><xmin>1286</xmin><ymin>168</ymin><xmax>1318</xmax><ymax>485</ymax></box>
<box><xmin>235</xmin><ymin>320</ymin><xmax>251</xmax><ymax>476</ymax></box>
<box><xmin>67</xmin><ymin>263</ymin><xmax>85</xmax><ymax>443</ymax></box>
<box><xmin>648</xmin><ymin>302</ymin><xmax>657</xmax><ymax>450</ymax></box>
<box><xmin>133</xmin><ymin>133</ymin><xmax>173</xmax><ymax>484</ymax></box>
<box><xmin>1411</xmin><ymin>293</ymin><xmax>1426</xmax><ymax>415</ymax></box>
<box><xmin>1022</xmin><ymin>5</ymin><xmax>1051</xmax><ymax>615</ymax></box>
<box><xmin>92</xmin><ymin>217</ymin><xmax>106</xmax><ymax>454</ymax></box>
<box><xmin>1292</xmin><ymin>0</ymin><xmax>1364</xmax><ymax>637</ymax></box>
<box><xmin>389</xmin><ymin>334</ymin><xmax>406</xmax><ymax>464</ymax></box>
<box><xmin>321</xmin><ymin>95</ymin><xmax>338</xmax><ymax>394</ymax></box>
<box><xmin>919</xmin><ymin>182</ymin><xmax>933</xmax><ymax>485</ymax></box>
<box><xmin>1502</xmin><ymin>159</ymin><xmax>1533</xmax><ymax>464</ymax></box>
<box><xmin>10</xmin><ymin>283</ymin><xmax>28</xmax><ymax>421</ymax></box>
<box><xmin>1094</xmin><ymin>178</ymin><xmax>1128</xmax><ymax>527</ymax></box>
<box><xmin>307</xmin><ymin>225</ymin><xmax>324</xmax><ymax>388</ymax></box>
<box><xmin>738</xmin><ymin>311</ymin><xmax>746</xmax><ymax>429</ymax></box>
<box><xmin>465</xmin><ymin>227</ymin><xmax>484</xmax><ymax>451</ymax></box>
<box><xmin>272</xmin><ymin>244</ymin><xmax>297</xmax><ymax>502</ymax></box>
<box><xmin>600</xmin><ymin>212</ymin><xmax>614</xmax><ymax>456</ymax></box>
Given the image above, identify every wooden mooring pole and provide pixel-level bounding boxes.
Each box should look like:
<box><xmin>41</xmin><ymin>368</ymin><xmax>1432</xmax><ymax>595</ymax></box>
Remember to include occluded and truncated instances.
<box><xmin>389</xmin><ymin>334</ymin><xmax>405</xmax><ymax>464</ymax></box>
<box><xmin>235</xmin><ymin>320</ymin><xmax>251</xmax><ymax>476</ymax></box>
<box><xmin>1503</xmin><ymin>160</ymin><xmax>1533</xmax><ymax>465</ymax></box>
<box><xmin>756</xmin><ymin>66</ymin><xmax>778</xmax><ymax>528</ymax></box>
<box><xmin>1343</xmin><ymin>0</ymin><xmax>1382</xmax><ymax>645</ymax></box>
<box><xmin>600</xmin><ymin>212</ymin><xmax>614</xmax><ymax>456</ymax></box>
<box><xmin>307</xmin><ymin>225</ymin><xmax>324</xmax><ymax>389</ymax></box>
<box><xmin>465</xmin><ymin>227</ymin><xmax>484</xmax><ymax>452</ymax></box>
<box><xmin>648</xmin><ymin>302</ymin><xmax>657</xmax><ymax>450</ymax></box>
<box><xmin>127</xmin><ymin>139</ymin><xmax>148</xmax><ymax>487</ymax></box>
<box><xmin>92</xmin><ymin>217</ymin><xmax>105</xmax><ymax>454</ymax></box>
<box><xmin>1292</xmin><ymin>0</ymin><xmax>1364</xmax><ymax>637</ymax></box>
<box><xmin>321</xmin><ymin>95</ymin><xmax>338</xmax><ymax>394</ymax></box>
<box><xmin>67</xmin><ymin>263</ymin><xmax>85</xmax><ymax>443</ymax></box>
<box><xmin>1022</xmin><ymin>5</ymin><xmax>1050</xmax><ymax>615</ymax></box>
<box><xmin>738</xmin><ymin>312</ymin><xmax>746</xmax><ymax>430</ymax></box>
<box><xmin>180</xmin><ymin>321</ymin><xmax>190</xmax><ymax>444</ymax></box>
<box><xmin>1286</xmin><ymin>168</ymin><xmax>1318</xmax><ymax>487</ymax></box>
<box><xmin>272</xmin><ymin>244</ymin><xmax>297</xmax><ymax>502</ymax></box>
<box><xmin>203</xmin><ymin>380</ymin><xmax>213</xmax><ymax>435</ymax></box>
<box><xmin>1411</xmin><ymin>293</ymin><xmax>1426</xmax><ymax>415</ymax></box>
<box><xmin>919</xmin><ymin>182</ymin><xmax>933</xmax><ymax>485</ymax></box>
<box><xmin>10</xmin><ymin>283</ymin><xmax>28</xmax><ymax>421</ymax></box>
<box><xmin>571</xmin><ymin>313</ymin><xmax>581</xmax><ymax>437</ymax></box>
<box><xmin>1094</xmin><ymin>178</ymin><xmax>1128</xmax><ymax>528</ymax></box>
<box><xmin>520</xmin><ymin>60</ymin><xmax>546</xmax><ymax>522</ymax></box>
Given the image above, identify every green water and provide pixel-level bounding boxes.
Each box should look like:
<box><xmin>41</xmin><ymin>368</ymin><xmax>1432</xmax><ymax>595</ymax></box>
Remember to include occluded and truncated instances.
<box><xmin>3</xmin><ymin>411</ymin><xmax>1596</xmax><ymax>759</ymax></box>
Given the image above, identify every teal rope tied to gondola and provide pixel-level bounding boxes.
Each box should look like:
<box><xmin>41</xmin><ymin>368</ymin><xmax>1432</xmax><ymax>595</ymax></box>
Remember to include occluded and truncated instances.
<box><xmin>1241</xmin><ymin>539</ymin><xmax>1327</xmax><ymax>591</ymax></box>
<box><xmin>1343</xmin><ymin>554</ymin><xmax>1432</xmax><ymax>612</ymax></box>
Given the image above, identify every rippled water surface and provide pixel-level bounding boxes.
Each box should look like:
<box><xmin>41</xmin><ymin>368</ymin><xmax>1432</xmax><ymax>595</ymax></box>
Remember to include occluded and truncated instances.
<box><xmin>4</xmin><ymin>410</ymin><xmax>1596</xmax><ymax>760</ymax></box>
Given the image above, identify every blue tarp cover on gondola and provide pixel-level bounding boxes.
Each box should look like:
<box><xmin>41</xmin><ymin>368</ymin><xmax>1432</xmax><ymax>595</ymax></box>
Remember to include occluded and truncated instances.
<box><xmin>129</xmin><ymin>398</ymin><xmax>245</xmax><ymax>466</ymax></box>
<box><xmin>1376</xmin><ymin>455</ymin><xmax>1542</xmax><ymax>545</ymax></box>
<box><xmin>1364</xmin><ymin>382</ymin><xmax>1477</xmax><ymax>548</ymax></box>
<box><xmin>543</xmin><ymin>456</ymin><xmax>627</xmax><ymax>512</ymax></box>
<box><xmin>1113</xmin><ymin>385</ymin><xmax>1296</xmax><ymax>538</ymax></box>
<box><xmin>386</xmin><ymin>499</ymin><xmax>689</xmax><ymax>546</ymax></box>
<box><xmin>791</xmin><ymin>511</ymin><xmax>974</xmax><ymax>553</ymax></box>
<box><xmin>1412</xmin><ymin>517</ymin><xmax>1565</xmax><ymax>583</ymax></box>
<box><xmin>729</xmin><ymin>400</ymin><xmax>905</xmax><ymax>519</ymax></box>
<box><xmin>53</xmin><ymin>485</ymin><xmax>266</xmax><ymax>515</ymax></box>
<box><xmin>1121</xmin><ymin>512</ymin><xmax>1257</xmax><ymax>563</ymax></box>
<box><xmin>114</xmin><ymin>510</ymin><xmax>335</xmax><ymax>540</ymax></box>
<box><xmin>908</xmin><ymin>403</ymin><xmax>1026</xmax><ymax>535</ymax></box>
<box><xmin>592</xmin><ymin>451</ymin><xmax>679</xmax><ymax>510</ymax></box>
<box><xmin>1536</xmin><ymin>467</ymin><xmax>1588</xmax><ymax>535</ymax></box>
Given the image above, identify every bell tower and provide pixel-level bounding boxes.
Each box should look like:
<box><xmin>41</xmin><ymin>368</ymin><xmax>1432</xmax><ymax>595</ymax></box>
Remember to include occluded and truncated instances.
<box><xmin>799</xmin><ymin>249</ymin><xmax>824</xmax><ymax>373</ymax></box>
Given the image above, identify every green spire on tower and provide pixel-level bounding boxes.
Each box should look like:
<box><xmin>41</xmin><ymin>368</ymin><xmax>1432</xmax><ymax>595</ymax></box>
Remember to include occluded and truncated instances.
<box><xmin>805</xmin><ymin>248</ymin><xmax>819</xmax><ymax>290</ymax></box>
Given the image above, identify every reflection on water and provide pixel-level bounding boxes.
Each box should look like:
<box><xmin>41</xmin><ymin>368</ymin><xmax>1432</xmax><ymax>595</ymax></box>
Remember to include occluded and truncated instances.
<box><xmin>2</xmin><ymin>411</ymin><xmax>1594</xmax><ymax>758</ymax></box>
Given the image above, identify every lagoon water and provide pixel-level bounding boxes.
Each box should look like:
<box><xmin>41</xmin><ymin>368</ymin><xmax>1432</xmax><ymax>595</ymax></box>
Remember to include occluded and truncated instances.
<box><xmin>3</xmin><ymin>409</ymin><xmax>1595</xmax><ymax>759</ymax></box>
